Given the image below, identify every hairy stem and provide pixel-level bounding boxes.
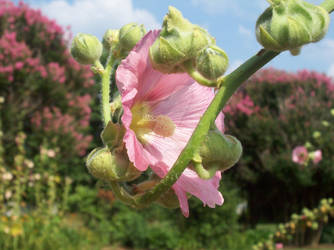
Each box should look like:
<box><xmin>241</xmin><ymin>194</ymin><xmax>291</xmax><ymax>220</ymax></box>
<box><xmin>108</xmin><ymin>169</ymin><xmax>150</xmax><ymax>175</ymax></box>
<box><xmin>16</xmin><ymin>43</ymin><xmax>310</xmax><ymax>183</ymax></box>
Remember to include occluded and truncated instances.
<box><xmin>101</xmin><ymin>59</ymin><xmax>113</xmax><ymax>127</ymax></box>
<box><xmin>135</xmin><ymin>50</ymin><xmax>279</xmax><ymax>206</ymax></box>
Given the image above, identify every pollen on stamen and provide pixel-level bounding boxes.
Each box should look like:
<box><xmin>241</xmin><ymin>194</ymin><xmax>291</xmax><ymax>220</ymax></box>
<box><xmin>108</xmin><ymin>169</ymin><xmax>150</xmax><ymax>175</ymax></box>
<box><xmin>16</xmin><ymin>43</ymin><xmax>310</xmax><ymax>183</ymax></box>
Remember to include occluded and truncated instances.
<box><xmin>152</xmin><ymin>115</ymin><xmax>176</xmax><ymax>137</ymax></box>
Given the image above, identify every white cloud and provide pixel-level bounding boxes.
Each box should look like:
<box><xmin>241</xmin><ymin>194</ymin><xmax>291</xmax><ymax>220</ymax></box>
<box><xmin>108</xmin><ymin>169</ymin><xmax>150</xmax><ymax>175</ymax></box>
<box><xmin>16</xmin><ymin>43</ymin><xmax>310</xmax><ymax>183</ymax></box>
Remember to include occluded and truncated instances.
<box><xmin>31</xmin><ymin>0</ymin><xmax>160</xmax><ymax>39</ymax></box>
<box><xmin>238</xmin><ymin>25</ymin><xmax>252</xmax><ymax>38</ymax></box>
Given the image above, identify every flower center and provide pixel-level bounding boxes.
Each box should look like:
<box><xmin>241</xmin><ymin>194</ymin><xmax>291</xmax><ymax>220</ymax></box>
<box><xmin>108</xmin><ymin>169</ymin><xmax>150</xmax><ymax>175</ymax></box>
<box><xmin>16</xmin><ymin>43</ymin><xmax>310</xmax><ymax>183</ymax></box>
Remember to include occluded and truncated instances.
<box><xmin>130</xmin><ymin>102</ymin><xmax>175</xmax><ymax>143</ymax></box>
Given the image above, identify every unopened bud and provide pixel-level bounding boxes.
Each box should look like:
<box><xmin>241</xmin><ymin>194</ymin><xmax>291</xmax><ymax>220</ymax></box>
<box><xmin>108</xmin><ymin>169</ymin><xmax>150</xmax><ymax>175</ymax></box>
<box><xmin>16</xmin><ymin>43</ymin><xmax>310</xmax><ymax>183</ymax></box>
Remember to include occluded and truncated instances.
<box><xmin>102</xmin><ymin>29</ymin><xmax>119</xmax><ymax>50</ymax></box>
<box><xmin>86</xmin><ymin>147</ymin><xmax>141</xmax><ymax>182</ymax></box>
<box><xmin>193</xmin><ymin>129</ymin><xmax>242</xmax><ymax>179</ymax></box>
<box><xmin>200</xmin><ymin>130</ymin><xmax>242</xmax><ymax>171</ymax></box>
<box><xmin>118</xmin><ymin>23</ymin><xmax>146</xmax><ymax>58</ymax></box>
<box><xmin>256</xmin><ymin>0</ymin><xmax>329</xmax><ymax>54</ymax></box>
<box><xmin>195</xmin><ymin>45</ymin><xmax>228</xmax><ymax>81</ymax></box>
<box><xmin>71</xmin><ymin>33</ymin><xmax>103</xmax><ymax>65</ymax></box>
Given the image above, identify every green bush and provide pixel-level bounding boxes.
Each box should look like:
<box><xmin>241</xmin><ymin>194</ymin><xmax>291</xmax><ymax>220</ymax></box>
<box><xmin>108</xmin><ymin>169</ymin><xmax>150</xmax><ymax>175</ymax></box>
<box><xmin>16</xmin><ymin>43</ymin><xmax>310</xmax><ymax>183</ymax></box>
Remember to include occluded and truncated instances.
<box><xmin>224</xmin><ymin>68</ymin><xmax>334</xmax><ymax>223</ymax></box>
<box><xmin>0</xmin><ymin>0</ymin><xmax>97</xmax><ymax>180</ymax></box>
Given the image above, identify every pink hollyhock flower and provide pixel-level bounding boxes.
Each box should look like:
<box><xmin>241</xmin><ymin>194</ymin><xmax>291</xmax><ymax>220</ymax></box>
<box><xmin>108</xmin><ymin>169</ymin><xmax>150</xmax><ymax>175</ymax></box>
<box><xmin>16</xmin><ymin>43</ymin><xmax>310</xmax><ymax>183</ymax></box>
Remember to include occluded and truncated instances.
<box><xmin>292</xmin><ymin>146</ymin><xmax>308</xmax><ymax>165</ymax></box>
<box><xmin>116</xmin><ymin>30</ymin><xmax>224</xmax><ymax>217</ymax></box>
<box><xmin>312</xmin><ymin>150</ymin><xmax>322</xmax><ymax>164</ymax></box>
<box><xmin>275</xmin><ymin>242</ymin><xmax>284</xmax><ymax>249</ymax></box>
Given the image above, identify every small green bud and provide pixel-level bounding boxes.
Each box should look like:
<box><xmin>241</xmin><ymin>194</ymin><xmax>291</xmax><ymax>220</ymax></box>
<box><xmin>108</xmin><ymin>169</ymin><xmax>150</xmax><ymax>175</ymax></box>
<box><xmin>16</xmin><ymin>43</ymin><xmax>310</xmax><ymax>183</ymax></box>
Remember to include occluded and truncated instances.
<box><xmin>71</xmin><ymin>33</ymin><xmax>103</xmax><ymax>65</ymax></box>
<box><xmin>149</xmin><ymin>6</ymin><xmax>214</xmax><ymax>74</ymax></box>
<box><xmin>102</xmin><ymin>29</ymin><xmax>119</xmax><ymax>50</ymax></box>
<box><xmin>312</xmin><ymin>131</ymin><xmax>321</xmax><ymax>139</ymax></box>
<box><xmin>200</xmin><ymin>130</ymin><xmax>242</xmax><ymax>171</ymax></box>
<box><xmin>195</xmin><ymin>45</ymin><xmax>229</xmax><ymax>81</ymax></box>
<box><xmin>256</xmin><ymin>0</ymin><xmax>330</xmax><ymax>54</ymax></box>
<box><xmin>86</xmin><ymin>147</ymin><xmax>141</xmax><ymax>182</ymax></box>
<box><xmin>330</xmin><ymin>109</ymin><xmax>334</xmax><ymax>116</ymax></box>
<box><xmin>118</xmin><ymin>23</ymin><xmax>146</xmax><ymax>58</ymax></box>
<box><xmin>322</xmin><ymin>120</ymin><xmax>330</xmax><ymax>127</ymax></box>
<box><xmin>193</xmin><ymin>129</ymin><xmax>242</xmax><ymax>179</ymax></box>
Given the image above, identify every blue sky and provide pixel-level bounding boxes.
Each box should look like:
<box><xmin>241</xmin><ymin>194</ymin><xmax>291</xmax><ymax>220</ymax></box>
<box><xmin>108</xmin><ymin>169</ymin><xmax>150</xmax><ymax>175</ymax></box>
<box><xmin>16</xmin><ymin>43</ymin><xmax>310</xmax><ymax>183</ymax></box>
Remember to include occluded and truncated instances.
<box><xmin>17</xmin><ymin>0</ymin><xmax>334</xmax><ymax>77</ymax></box>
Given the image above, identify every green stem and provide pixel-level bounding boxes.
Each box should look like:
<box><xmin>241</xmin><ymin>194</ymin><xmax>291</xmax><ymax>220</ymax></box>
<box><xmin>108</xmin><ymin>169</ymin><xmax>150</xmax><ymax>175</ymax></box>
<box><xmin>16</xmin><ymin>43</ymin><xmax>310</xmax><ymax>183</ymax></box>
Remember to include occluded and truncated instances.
<box><xmin>109</xmin><ymin>181</ymin><xmax>136</xmax><ymax>206</ymax></box>
<box><xmin>321</xmin><ymin>0</ymin><xmax>334</xmax><ymax>13</ymax></box>
<box><xmin>100</xmin><ymin>58</ymin><xmax>114</xmax><ymax>127</ymax></box>
<box><xmin>136</xmin><ymin>50</ymin><xmax>279</xmax><ymax>206</ymax></box>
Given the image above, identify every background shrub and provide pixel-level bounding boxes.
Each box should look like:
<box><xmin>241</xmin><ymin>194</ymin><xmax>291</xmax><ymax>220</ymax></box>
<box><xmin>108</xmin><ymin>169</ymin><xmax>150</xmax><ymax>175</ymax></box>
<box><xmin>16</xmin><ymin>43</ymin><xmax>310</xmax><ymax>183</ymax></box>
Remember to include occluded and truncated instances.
<box><xmin>224</xmin><ymin>68</ymin><xmax>334</xmax><ymax>223</ymax></box>
<box><xmin>0</xmin><ymin>0</ymin><xmax>97</xmax><ymax>180</ymax></box>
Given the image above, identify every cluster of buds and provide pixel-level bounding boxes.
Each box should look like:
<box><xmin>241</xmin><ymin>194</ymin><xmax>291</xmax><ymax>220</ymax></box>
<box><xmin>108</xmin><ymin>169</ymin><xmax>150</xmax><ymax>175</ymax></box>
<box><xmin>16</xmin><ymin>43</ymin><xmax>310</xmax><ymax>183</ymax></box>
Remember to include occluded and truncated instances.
<box><xmin>256</xmin><ymin>0</ymin><xmax>330</xmax><ymax>55</ymax></box>
<box><xmin>71</xmin><ymin>23</ymin><xmax>146</xmax><ymax>71</ymax></box>
<box><xmin>253</xmin><ymin>198</ymin><xmax>334</xmax><ymax>250</ymax></box>
<box><xmin>149</xmin><ymin>6</ymin><xmax>229</xmax><ymax>87</ymax></box>
<box><xmin>103</xmin><ymin>23</ymin><xmax>146</xmax><ymax>59</ymax></box>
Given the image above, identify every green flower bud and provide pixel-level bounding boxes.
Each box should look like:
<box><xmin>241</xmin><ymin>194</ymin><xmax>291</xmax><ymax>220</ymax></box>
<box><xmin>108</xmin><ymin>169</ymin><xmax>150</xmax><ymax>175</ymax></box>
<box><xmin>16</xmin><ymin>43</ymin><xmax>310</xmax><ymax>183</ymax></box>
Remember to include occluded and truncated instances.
<box><xmin>118</xmin><ymin>23</ymin><xmax>146</xmax><ymax>58</ymax></box>
<box><xmin>193</xmin><ymin>129</ymin><xmax>242</xmax><ymax>179</ymax></box>
<box><xmin>200</xmin><ymin>130</ymin><xmax>242</xmax><ymax>170</ymax></box>
<box><xmin>256</xmin><ymin>0</ymin><xmax>330</xmax><ymax>54</ymax></box>
<box><xmin>102</xmin><ymin>29</ymin><xmax>119</xmax><ymax>50</ymax></box>
<box><xmin>322</xmin><ymin>120</ymin><xmax>330</xmax><ymax>127</ymax></box>
<box><xmin>195</xmin><ymin>45</ymin><xmax>229</xmax><ymax>81</ymax></box>
<box><xmin>312</xmin><ymin>131</ymin><xmax>321</xmax><ymax>139</ymax></box>
<box><xmin>86</xmin><ymin>147</ymin><xmax>141</xmax><ymax>182</ymax></box>
<box><xmin>71</xmin><ymin>33</ymin><xmax>103</xmax><ymax>65</ymax></box>
<box><xmin>149</xmin><ymin>6</ymin><xmax>214</xmax><ymax>74</ymax></box>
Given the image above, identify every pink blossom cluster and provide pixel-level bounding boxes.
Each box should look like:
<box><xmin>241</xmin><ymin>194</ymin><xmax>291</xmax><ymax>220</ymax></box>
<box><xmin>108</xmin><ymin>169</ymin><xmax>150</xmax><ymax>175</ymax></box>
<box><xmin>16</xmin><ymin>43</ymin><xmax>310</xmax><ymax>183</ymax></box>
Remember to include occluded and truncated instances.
<box><xmin>31</xmin><ymin>107</ymin><xmax>92</xmax><ymax>156</ymax></box>
<box><xmin>0</xmin><ymin>1</ymin><xmax>96</xmax><ymax>157</ymax></box>
<box><xmin>224</xmin><ymin>92</ymin><xmax>259</xmax><ymax>116</ymax></box>
<box><xmin>0</xmin><ymin>31</ymin><xmax>51</xmax><ymax>81</ymax></box>
<box><xmin>250</xmin><ymin>68</ymin><xmax>334</xmax><ymax>92</ymax></box>
<box><xmin>0</xmin><ymin>0</ymin><xmax>64</xmax><ymax>46</ymax></box>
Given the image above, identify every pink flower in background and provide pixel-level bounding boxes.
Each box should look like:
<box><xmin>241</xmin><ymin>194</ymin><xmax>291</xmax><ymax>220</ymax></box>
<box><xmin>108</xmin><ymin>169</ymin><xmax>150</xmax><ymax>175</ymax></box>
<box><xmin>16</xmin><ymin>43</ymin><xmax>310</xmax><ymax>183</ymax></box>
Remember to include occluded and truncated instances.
<box><xmin>292</xmin><ymin>146</ymin><xmax>308</xmax><ymax>165</ymax></box>
<box><xmin>116</xmin><ymin>30</ymin><xmax>224</xmax><ymax>217</ymax></box>
<box><xmin>312</xmin><ymin>150</ymin><xmax>322</xmax><ymax>164</ymax></box>
<box><xmin>275</xmin><ymin>242</ymin><xmax>284</xmax><ymax>249</ymax></box>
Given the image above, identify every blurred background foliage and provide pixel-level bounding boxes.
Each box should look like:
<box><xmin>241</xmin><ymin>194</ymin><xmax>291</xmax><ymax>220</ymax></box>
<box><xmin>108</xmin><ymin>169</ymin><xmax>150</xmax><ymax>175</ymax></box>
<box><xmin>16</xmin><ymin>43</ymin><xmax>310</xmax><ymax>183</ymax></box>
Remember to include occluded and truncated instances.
<box><xmin>0</xmin><ymin>1</ymin><xmax>333</xmax><ymax>249</ymax></box>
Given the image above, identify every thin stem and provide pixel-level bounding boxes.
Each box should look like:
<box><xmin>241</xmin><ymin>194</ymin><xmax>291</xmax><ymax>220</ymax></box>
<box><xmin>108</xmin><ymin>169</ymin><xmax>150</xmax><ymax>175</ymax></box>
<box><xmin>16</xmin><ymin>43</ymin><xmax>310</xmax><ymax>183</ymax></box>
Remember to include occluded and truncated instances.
<box><xmin>321</xmin><ymin>0</ymin><xmax>334</xmax><ymax>13</ymax></box>
<box><xmin>135</xmin><ymin>50</ymin><xmax>279</xmax><ymax>206</ymax></box>
<box><xmin>101</xmin><ymin>58</ymin><xmax>114</xmax><ymax>127</ymax></box>
<box><xmin>109</xmin><ymin>181</ymin><xmax>136</xmax><ymax>206</ymax></box>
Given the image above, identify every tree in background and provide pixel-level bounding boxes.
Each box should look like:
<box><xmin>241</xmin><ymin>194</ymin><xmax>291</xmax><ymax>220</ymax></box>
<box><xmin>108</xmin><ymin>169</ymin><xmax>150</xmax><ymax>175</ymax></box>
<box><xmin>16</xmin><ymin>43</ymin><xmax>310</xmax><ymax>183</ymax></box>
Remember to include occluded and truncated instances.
<box><xmin>224</xmin><ymin>68</ymin><xmax>334</xmax><ymax>224</ymax></box>
<box><xmin>0</xmin><ymin>0</ymin><xmax>97</xmax><ymax>178</ymax></box>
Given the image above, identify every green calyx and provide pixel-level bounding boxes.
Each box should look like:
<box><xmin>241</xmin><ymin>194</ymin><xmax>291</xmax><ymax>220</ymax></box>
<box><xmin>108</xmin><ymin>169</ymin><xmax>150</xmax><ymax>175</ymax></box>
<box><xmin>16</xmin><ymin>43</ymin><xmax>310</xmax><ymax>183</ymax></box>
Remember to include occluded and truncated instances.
<box><xmin>71</xmin><ymin>33</ymin><xmax>103</xmax><ymax>65</ymax></box>
<box><xmin>256</xmin><ymin>0</ymin><xmax>330</xmax><ymax>54</ymax></box>
<box><xmin>86</xmin><ymin>147</ymin><xmax>141</xmax><ymax>182</ymax></box>
<box><xmin>192</xmin><ymin>129</ymin><xmax>242</xmax><ymax>180</ymax></box>
<box><xmin>118</xmin><ymin>23</ymin><xmax>146</xmax><ymax>58</ymax></box>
